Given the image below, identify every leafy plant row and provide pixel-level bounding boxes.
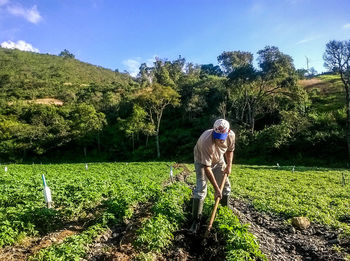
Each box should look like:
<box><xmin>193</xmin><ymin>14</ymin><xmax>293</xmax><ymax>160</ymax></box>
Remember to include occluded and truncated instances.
<box><xmin>214</xmin><ymin>207</ymin><xmax>267</xmax><ymax>261</ymax></box>
<box><xmin>27</xmin><ymin>162</ymin><xmax>178</xmax><ymax>260</ymax></box>
<box><xmin>134</xmin><ymin>182</ymin><xmax>192</xmax><ymax>255</ymax></box>
<box><xmin>0</xmin><ymin>162</ymin><xmax>174</xmax><ymax>248</ymax></box>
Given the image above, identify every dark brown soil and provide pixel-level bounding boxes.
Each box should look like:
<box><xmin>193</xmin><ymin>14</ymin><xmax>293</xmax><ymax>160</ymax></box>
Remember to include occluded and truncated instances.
<box><xmin>84</xmin><ymin>201</ymin><xmax>154</xmax><ymax>261</ymax></box>
<box><xmin>232</xmin><ymin>199</ymin><xmax>349</xmax><ymax>261</ymax></box>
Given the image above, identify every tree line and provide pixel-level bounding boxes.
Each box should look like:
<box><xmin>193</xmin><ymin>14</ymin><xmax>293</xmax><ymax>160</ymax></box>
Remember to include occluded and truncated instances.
<box><xmin>0</xmin><ymin>40</ymin><xmax>349</xmax><ymax>166</ymax></box>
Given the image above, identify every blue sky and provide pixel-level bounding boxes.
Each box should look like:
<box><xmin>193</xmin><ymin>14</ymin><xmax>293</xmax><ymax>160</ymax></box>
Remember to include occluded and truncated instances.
<box><xmin>1</xmin><ymin>0</ymin><xmax>350</xmax><ymax>76</ymax></box>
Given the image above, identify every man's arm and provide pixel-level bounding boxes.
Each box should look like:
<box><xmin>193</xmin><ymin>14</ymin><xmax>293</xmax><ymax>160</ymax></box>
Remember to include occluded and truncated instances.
<box><xmin>224</xmin><ymin>150</ymin><xmax>234</xmax><ymax>175</ymax></box>
<box><xmin>204</xmin><ymin>166</ymin><xmax>222</xmax><ymax>200</ymax></box>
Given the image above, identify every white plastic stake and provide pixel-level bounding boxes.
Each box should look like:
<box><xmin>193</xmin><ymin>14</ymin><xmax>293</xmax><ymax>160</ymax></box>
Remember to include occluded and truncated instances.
<box><xmin>4</xmin><ymin>166</ymin><xmax>8</xmax><ymax>172</ymax></box>
<box><xmin>170</xmin><ymin>166</ymin><xmax>173</xmax><ymax>183</ymax></box>
<box><xmin>85</xmin><ymin>163</ymin><xmax>88</xmax><ymax>170</ymax></box>
<box><xmin>292</xmin><ymin>166</ymin><xmax>295</xmax><ymax>173</ymax></box>
<box><xmin>42</xmin><ymin>174</ymin><xmax>52</xmax><ymax>208</ymax></box>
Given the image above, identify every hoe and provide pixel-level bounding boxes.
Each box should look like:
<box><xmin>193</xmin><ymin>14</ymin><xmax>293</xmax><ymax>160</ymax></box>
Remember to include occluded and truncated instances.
<box><xmin>205</xmin><ymin>172</ymin><xmax>228</xmax><ymax>237</ymax></box>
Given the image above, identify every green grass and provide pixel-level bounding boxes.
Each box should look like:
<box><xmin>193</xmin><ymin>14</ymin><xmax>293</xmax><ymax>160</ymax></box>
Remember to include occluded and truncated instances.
<box><xmin>229</xmin><ymin>164</ymin><xmax>350</xmax><ymax>234</ymax></box>
<box><xmin>308</xmin><ymin>74</ymin><xmax>345</xmax><ymax>112</ymax></box>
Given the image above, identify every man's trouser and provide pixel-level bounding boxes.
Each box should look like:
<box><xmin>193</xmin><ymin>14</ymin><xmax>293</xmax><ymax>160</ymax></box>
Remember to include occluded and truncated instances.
<box><xmin>193</xmin><ymin>161</ymin><xmax>231</xmax><ymax>200</ymax></box>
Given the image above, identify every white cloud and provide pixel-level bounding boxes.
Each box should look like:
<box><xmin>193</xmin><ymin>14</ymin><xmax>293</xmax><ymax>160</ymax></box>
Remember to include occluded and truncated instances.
<box><xmin>122</xmin><ymin>59</ymin><xmax>141</xmax><ymax>77</ymax></box>
<box><xmin>7</xmin><ymin>4</ymin><xmax>42</xmax><ymax>24</ymax></box>
<box><xmin>1</xmin><ymin>40</ymin><xmax>39</xmax><ymax>52</ymax></box>
<box><xmin>343</xmin><ymin>23</ymin><xmax>350</xmax><ymax>29</ymax></box>
<box><xmin>146</xmin><ymin>56</ymin><xmax>156</xmax><ymax>67</ymax></box>
<box><xmin>296</xmin><ymin>35</ymin><xmax>323</xmax><ymax>45</ymax></box>
<box><xmin>123</xmin><ymin>56</ymin><xmax>157</xmax><ymax>77</ymax></box>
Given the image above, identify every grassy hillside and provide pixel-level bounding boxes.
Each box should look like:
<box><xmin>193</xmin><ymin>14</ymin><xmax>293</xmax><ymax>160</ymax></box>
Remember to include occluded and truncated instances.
<box><xmin>300</xmin><ymin>74</ymin><xmax>345</xmax><ymax>112</ymax></box>
<box><xmin>0</xmin><ymin>48</ymin><xmax>136</xmax><ymax>101</ymax></box>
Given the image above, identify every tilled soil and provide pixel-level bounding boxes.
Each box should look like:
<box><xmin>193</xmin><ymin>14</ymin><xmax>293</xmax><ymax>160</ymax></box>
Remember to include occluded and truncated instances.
<box><xmin>0</xmin><ymin>224</ymin><xmax>83</xmax><ymax>261</ymax></box>
<box><xmin>162</xmin><ymin>223</ymin><xmax>226</xmax><ymax>260</ymax></box>
<box><xmin>232</xmin><ymin>199</ymin><xmax>349</xmax><ymax>261</ymax></box>
<box><xmin>84</xmin><ymin>202</ymin><xmax>154</xmax><ymax>261</ymax></box>
<box><xmin>3</xmin><ymin>164</ymin><xmax>348</xmax><ymax>261</ymax></box>
<box><xmin>85</xmin><ymin>164</ymin><xmax>227</xmax><ymax>261</ymax></box>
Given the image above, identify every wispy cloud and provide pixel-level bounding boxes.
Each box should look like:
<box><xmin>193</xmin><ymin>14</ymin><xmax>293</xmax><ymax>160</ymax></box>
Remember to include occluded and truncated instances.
<box><xmin>122</xmin><ymin>59</ymin><xmax>141</xmax><ymax>77</ymax></box>
<box><xmin>122</xmin><ymin>56</ymin><xmax>156</xmax><ymax>77</ymax></box>
<box><xmin>296</xmin><ymin>35</ymin><xmax>323</xmax><ymax>45</ymax></box>
<box><xmin>1</xmin><ymin>40</ymin><xmax>39</xmax><ymax>52</ymax></box>
<box><xmin>7</xmin><ymin>4</ymin><xmax>42</xmax><ymax>24</ymax></box>
<box><xmin>0</xmin><ymin>0</ymin><xmax>9</xmax><ymax>7</ymax></box>
<box><xmin>343</xmin><ymin>23</ymin><xmax>350</xmax><ymax>29</ymax></box>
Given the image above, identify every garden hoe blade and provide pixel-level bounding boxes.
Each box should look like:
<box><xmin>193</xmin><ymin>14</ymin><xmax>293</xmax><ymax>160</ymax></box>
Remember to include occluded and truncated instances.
<box><xmin>204</xmin><ymin>173</ymin><xmax>228</xmax><ymax>238</ymax></box>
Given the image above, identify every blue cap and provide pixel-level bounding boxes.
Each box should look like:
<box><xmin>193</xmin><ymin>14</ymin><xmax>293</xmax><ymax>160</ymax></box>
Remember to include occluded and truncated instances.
<box><xmin>213</xmin><ymin>131</ymin><xmax>228</xmax><ymax>140</ymax></box>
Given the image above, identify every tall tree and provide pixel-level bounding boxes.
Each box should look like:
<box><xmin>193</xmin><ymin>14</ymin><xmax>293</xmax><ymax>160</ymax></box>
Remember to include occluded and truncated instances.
<box><xmin>59</xmin><ymin>49</ymin><xmax>75</xmax><ymax>59</ymax></box>
<box><xmin>218</xmin><ymin>51</ymin><xmax>253</xmax><ymax>75</ymax></box>
<box><xmin>70</xmin><ymin>103</ymin><xmax>106</xmax><ymax>156</ymax></box>
<box><xmin>137</xmin><ymin>83</ymin><xmax>180</xmax><ymax>158</ymax></box>
<box><xmin>324</xmin><ymin>39</ymin><xmax>350</xmax><ymax>163</ymax></box>
<box><xmin>200</xmin><ymin>64</ymin><xmax>223</xmax><ymax>77</ymax></box>
<box><xmin>225</xmin><ymin>46</ymin><xmax>299</xmax><ymax>132</ymax></box>
<box><xmin>120</xmin><ymin>104</ymin><xmax>154</xmax><ymax>152</ymax></box>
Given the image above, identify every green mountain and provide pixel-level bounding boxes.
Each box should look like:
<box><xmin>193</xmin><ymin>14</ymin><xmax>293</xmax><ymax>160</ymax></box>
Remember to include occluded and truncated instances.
<box><xmin>0</xmin><ymin>47</ymin><xmax>136</xmax><ymax>102</ymax></box>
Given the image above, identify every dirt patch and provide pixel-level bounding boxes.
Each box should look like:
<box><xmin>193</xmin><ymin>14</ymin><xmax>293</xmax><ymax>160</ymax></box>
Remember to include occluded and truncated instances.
<box><xmin>232</xmin><ymin>199</ymin><xmax>349</xmax><ymax>261</ymax></box>
<box><xmin>174</xmin><ymin>163</ymin><xmax>193</xmax><ymax>185</ymax></box>
<box><xmin>85</xmin><ymin>202</ymin><xmax>153</xmax><ymax>260</ymax></box>
<box><xmin>299</xmin><ymin>79</ymin><xmax>323</xmax><ymax>88</ymax></box>
<box><xmin>0</xmin><ymin>225</ymin><xmax>83</xmax><ymax>261</ymax></box>
<box><xmin>8</xmin><ymin>98</ymin><xmax>64</xmax><ymax>106</ymax></box>
<box><xmin>162</xmin><ymin>221</ymin><xmax>226</xmax><ymax>261</ymax></box>
<box><xmin>85</xmin><ymin>164</ymin><xmax>208</xmax><ymax>261</ymax></box>
<box><xmin>32</xmin><ymin>98</ymin><xmax>64</xmax><ymax>106</ymax></box>
<box><xmin>161</xmin><ymin>164</ymin><xmax>226</xmax><ymax>260</ymax></box>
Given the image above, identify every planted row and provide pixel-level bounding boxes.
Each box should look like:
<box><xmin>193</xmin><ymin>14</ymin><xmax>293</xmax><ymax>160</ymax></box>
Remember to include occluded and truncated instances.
<box><xmin>230</xmin><ymin>165</ymin><xmax>350</xmax><ymax>235</ymax></box>
<box><xmin>0</xmin><ymin>162</ymin><xmax>174</xmax><ymax>248</ymax></box>
<box><xmin>134</xmin><ymin>182</ymin><xmax>192</xmax><ymax>254</ymax></box>
<box><xmin>214</xmin><ymin>207</ymin><xmax>267</xmax><ymax>261</ymax></box>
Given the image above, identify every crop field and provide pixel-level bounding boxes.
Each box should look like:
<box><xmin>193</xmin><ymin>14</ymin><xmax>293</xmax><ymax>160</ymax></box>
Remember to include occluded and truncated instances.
<box><xmin>229</xmin><ymin>165</ymin><xmax>350</xmax><ymax>232</ymax></box>
<box><xmin>0</xmin><ymin>162</ymin><xmax>349</xmax><ymax>260</ymax></box>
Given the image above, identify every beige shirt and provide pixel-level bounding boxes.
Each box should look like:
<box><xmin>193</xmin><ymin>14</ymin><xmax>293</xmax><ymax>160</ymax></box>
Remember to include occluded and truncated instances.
<box><xmin>194</xmin><ymin>129</ymin><xmax>235</xmax><ymax>167</ymax></box>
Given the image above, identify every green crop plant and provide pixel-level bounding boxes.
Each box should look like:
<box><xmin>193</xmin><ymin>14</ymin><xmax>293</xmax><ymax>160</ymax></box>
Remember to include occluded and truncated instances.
<box><xmin>26</xmin><ymin>162</ymin><xmax>176</xmax><ymax>260</ymax></box>
<box><xmin>0</xmin><ymin>162</ymin><xmax>174</xmax><ymax>251</ymax></box>
<box><xmin>134</xmin><ymin>182</ymin><xmax>192</xmax><ymax>253</ymax></box>
<box><xmin>214</xmin><ymin>207</ymin><xmax>267</xmax><ymax>261</ymax></box>
<box><xmin>29</xmin><ymin>224</ymin><xmax>105</xmax><ymax>261</ymax></box>
<box><xmin>229</xmin><ymin>165</ymin><xmax>350</xmax><ymax>236</ymax></box>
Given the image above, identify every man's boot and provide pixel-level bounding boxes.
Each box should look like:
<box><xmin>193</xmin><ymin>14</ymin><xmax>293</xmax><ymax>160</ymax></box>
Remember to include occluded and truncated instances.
<box><xmin>190</xmin><ymin>198</ymin><xmax>204</xmax><ymax>233</ymax></box>
<box><xmin>220</xmin><ymin>194</ymin><xmax>230</xmax><ymax>208</ymax></box>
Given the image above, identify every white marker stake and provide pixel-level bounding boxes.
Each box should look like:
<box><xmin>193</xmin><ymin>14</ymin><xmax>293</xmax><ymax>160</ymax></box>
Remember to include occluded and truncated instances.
<box><xmin>170</xmin><ymin>166</ymin><xmax>173</xmax><ymax>183</ymax></box>
<box><xmin>4</xmin><ymin>166</ymin><xmax>8</xmax><ymax>172</ymax></box>
<box><xmin>42</xmin><ymin>174</ymin><xmax>52</xmax><ymax>208</ymax></box>
<box><xmin>85</xmin><ymin>163</ymin><xmax>88</xmax><ymax>170</ymax></box>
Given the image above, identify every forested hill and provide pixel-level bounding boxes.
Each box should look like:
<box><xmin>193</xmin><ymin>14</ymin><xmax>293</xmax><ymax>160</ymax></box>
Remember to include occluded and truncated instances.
<box><xmin>0</xmin><ymin>47</ymin><xmax>347</xmax><ymax>166</ymax></box>
<box><xmin>0</xmin><ymin>47</ymin><xmax>136</xmax><ymax>101</ymax></box>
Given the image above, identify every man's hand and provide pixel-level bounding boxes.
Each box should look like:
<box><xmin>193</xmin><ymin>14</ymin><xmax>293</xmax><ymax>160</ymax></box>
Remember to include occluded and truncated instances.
<box><xmin>224</xmin><ymin>150</ymin><xmax>234</xmax><ymax>176</ymax></box>
<box><xmin>214</xmin><ymin>187</ymin><xmax>222</xmax><ymax>200</ymax></box>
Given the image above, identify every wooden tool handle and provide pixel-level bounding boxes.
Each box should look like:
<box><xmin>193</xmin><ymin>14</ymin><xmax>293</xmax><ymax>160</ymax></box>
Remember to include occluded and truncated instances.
<box><xmin>206</xmin><ymin>173</ymin><xmax>228</xmax><ymax>234</ymax></box>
